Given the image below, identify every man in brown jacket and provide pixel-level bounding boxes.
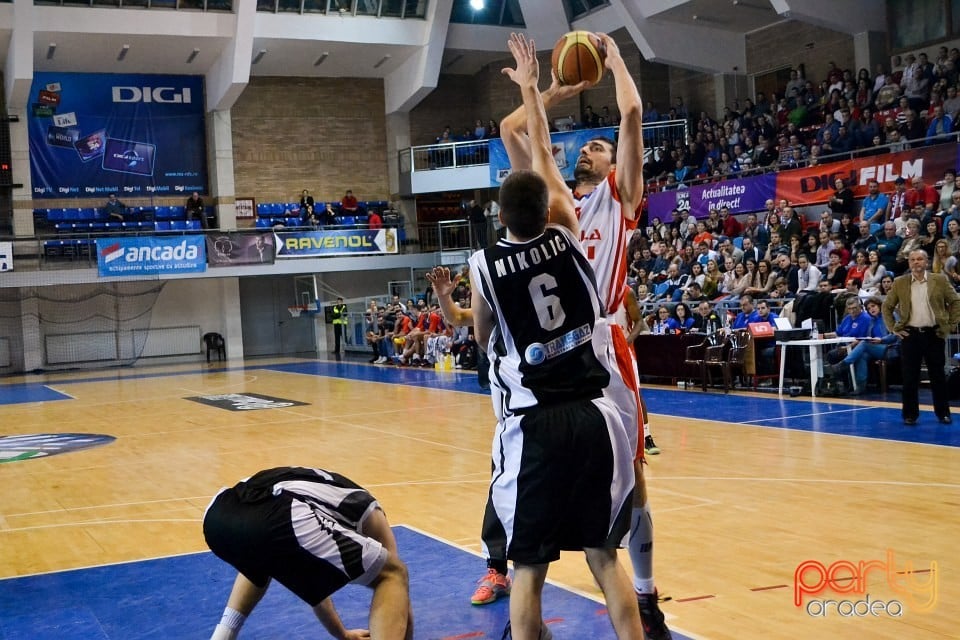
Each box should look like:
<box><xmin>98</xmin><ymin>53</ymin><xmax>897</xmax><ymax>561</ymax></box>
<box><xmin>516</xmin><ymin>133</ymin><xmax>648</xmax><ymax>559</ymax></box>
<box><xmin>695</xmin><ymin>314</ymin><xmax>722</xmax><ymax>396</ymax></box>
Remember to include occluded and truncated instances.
<box><xmin>882</xmin><ymin>249</ymin><xmax>960</xmax><ymax>425</ymax></box>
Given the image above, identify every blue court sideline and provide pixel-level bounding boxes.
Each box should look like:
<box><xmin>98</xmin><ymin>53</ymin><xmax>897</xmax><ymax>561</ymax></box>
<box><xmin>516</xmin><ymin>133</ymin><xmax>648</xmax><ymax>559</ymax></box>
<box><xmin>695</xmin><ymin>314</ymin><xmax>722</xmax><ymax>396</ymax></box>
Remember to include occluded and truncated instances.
<box><xmin>3</xmin><ymin>358</ymin><xmax>957</xmax><ymax>447</ymax></box>
<box><xmin>0</xmin><ymin>526</ymin><xmax>692</xmax><ymax>640</ymax></box>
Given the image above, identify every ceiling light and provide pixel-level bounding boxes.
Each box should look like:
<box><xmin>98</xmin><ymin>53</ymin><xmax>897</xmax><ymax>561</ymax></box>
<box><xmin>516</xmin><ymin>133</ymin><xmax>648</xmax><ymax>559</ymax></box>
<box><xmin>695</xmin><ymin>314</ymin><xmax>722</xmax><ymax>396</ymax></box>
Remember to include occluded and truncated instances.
<box><xmin>373</xmin><ymin>54</ymin><xmax>391</xmax><ymax>69</ymax></box>
<box><xmin>186</xmin><ymin>48</ymin><xmax>200</xmax><ymax>64</ymax></box>
<box><xmin>314</xmin><ymin>52</ymin><xmax>329</xmax><ymax>66</ymax></box>
<box><xmin>117</xmin><ymin>44</ymin><xmax>130</xmax><ymax>61</ymax></box>
<box><xmin>46</xmin><ymin>43</ymin><xmax>57</xmax><ymax>60</ymax></box>
<box><xmin>252</xmin><ymin>49</ymin><xmax>267</xmax><ymax>64</ymax></box>
<box><xmin>469</xmin><ymin>0</ymin><xmax>484</xmax><ymax>10</ymax></box>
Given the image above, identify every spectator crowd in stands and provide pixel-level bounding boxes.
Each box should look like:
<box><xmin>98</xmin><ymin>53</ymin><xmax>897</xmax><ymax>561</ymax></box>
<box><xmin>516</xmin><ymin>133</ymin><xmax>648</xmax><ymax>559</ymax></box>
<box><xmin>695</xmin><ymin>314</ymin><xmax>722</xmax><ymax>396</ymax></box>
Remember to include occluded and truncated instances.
<box><xmin>644</xmin><ymin>49</ymin><xmax>960</xmax><ymax>186</ymax></box>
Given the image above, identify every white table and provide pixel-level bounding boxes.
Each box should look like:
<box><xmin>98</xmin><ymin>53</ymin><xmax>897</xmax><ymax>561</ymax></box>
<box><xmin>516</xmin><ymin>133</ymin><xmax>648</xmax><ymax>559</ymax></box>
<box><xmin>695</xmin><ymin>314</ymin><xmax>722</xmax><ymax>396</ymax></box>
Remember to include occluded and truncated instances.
<box><xmin>777</xmin><ymin>337</ymin><xmax>856</xmax><ymax>397</ymax></box>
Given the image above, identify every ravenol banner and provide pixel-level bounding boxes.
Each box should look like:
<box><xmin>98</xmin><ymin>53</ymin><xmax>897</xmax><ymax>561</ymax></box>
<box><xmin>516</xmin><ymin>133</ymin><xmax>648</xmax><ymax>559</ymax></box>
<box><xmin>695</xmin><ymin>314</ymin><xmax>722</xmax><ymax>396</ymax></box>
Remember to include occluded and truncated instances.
<box><xmin>275</xmin><ymin>228</ymin><xmax>399</xmax><ymax>258</ymax></box>
<box><xmin>488</xmin><ymin>127</ymin><xmax>617</xmax><ymax>187</ymax></box>
<box><xmin>28</xmin><ymin>73</ymin><xmax>207</xmax><ymax>199</ymax></box>
<box><xmin>96</xmin><ymin>236</ymin><xmax>207</xmax><ymax>277</ymax></box>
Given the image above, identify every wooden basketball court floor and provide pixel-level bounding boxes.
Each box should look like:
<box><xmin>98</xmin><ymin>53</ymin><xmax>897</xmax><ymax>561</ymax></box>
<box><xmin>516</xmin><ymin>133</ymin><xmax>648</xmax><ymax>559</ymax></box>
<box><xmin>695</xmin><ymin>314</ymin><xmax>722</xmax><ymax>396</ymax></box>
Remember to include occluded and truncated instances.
<box><xmin>0</xmin><ymin>356</ymin><xmax>957</xmax><ymax>639</ymax></box>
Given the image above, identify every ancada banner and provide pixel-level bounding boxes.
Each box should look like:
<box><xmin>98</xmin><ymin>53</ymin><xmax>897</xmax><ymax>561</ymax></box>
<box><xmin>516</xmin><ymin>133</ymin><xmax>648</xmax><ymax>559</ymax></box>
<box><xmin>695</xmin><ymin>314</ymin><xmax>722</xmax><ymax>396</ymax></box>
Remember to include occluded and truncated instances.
<box><xmin>775</xmin><ymin>144</ymin><xmax>958</xmax><ymax>205</ymax></box>
<box><xmin>647</xmin><ymin>174</ymin><xmax>777</xmax><ymax>220</ymax></box>
<box><xmin>275</xmin><ymin>228</ymin><xmax>399</xmax><ymax>258</ymax></box>
<box><xmin>96</xmin><ymin>235</ymin><xmax>206</xmax><ymax>277</ymax></box>
<box><xmin>488</xmin><ymin>127</ymin><xmax>617</xmax><ymax>187</ymax></box>
<box><xmin>28</xmin><ymin>72</ymin><xmax>207</xmax><ymax>199</ymax></box>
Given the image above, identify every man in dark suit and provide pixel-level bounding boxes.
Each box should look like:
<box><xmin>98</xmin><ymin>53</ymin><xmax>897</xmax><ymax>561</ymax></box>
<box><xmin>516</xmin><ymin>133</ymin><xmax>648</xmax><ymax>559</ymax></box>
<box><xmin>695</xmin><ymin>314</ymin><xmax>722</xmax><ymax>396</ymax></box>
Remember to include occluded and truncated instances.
<box><xmin>882</xmin><ymin>249</ymin><xmax>960</xmax><ymax>425</ymax></box>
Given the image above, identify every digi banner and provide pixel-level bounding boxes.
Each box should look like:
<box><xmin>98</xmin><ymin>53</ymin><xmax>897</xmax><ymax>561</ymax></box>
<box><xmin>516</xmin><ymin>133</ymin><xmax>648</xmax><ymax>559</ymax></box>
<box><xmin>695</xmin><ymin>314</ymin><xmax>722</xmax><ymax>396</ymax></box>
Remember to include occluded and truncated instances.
<box><xmin>488</xmin><ymin>127</ymin><xmax>617</xmax><ymax>186</ymax></box>
<box><xmin>276</xmin><ymin>228</ymin><xmax>399</xmax><ymax>258</ymax></box>
<box><xmin>96</xmin><ymin>236</ymin><xmax>206</xmax><ymax>277</ymax></box>
<box><xmin>206</xmin><ymin>233</ymin><xmax>275</xmax><ymax>267</ymax></box>
<box><xmin>28</xmin><ymin>73</ymin><xmax>207</xmax><ymax>199</ymax></box>
<box><xmin>0</xmin><ymin>242</ymin><xmax>12</xmax><ymax>272</ymax></box>
<box><xmin>775</xmin><ymin>144</ymin><xmax>958</xmax><ymax>206</ymax></box>
<box><xmin>647</xmin><ymin>174</ymin><xmax>777</xmax><ymax>220</ymax></box>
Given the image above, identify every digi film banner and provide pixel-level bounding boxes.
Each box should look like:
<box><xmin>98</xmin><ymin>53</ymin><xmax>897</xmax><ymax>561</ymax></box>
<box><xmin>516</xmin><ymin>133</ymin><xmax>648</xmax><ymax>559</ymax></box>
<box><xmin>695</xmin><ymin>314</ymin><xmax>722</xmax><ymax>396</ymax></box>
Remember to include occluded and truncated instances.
<box><xmin>29</xmin><ymin>73</ymin><xmax>207</xmax><ymax>199</ymax></box>
<box><xmin>488</xmin><ymin>127</ymin><xmax>617</xmax><ymax>187</ymax></box>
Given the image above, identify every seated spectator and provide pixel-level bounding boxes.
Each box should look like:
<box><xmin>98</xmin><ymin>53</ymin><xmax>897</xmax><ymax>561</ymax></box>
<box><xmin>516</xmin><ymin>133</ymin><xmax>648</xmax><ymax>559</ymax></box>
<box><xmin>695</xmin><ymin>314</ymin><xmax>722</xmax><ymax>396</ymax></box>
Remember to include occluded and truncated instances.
<box><xmin>651</xmin><ymin>304</ymin><xmax>679</xmax><ymax>334</ymax></box>
<box><xmin>894</xmin><ymin>219</ymin><xmax>923</xmax><ymax>273</ymax></box>
<box><xmin>185</xmin><ymin>191</ymin><xmax>208</xmax><ymax>229</ymax></box>
<box><xmin>300</xmin><ymin>203</ymin><xmax>321</xmax><ymax>227</ymax></box>
<box><xmin>852</xmin><ymin>221</ymin><xmax>878</xmax><ymax>254</ymax></box>
<box><xmin>846</xmin><ymin>250</ymin><xmax>869</xmax><ymax>284</ymax></box>
<box><xmin>768</xmin><ymin>277</ymin><xmax>795</xmax><ymax>306</ymax></box>
<box><xmin>299</xmin><ymin>189</ymin><xmax>315</xmax><ymax>216</ymax></box>
<box><xmin>690</xmin><ymin>300</ymin><xmax>723</xmax><ymax>334</ymax></box>
<box><xmin>860</xmin><ymin>179</ymin><xmax>891</xmax><ymax>225</ymax></box>
<box><xmin>824</xmin><ymin>250</ymin><xmax>848</xmax><ymax>288</ymax></box>
<box><xmin>796</xmin><ymin>253</ymin><xmax>822</xmax><ymax>292</ymax></box>
<box><xmin>340</xmin><ymin>190</ymin><xmax>360</xmax><ymax>214</ymax></box>
<box><xmin>671</xmin><ymin>302</ymin><xmax>696</xmax><ymax>332</ymax></box>
<box><xmin>920</xmin><ymin>219</ymin><xmax>942</xmax><ymax>256</ymax></box>
<box><xmin>861</xmin><ymin>249</ymin><xmax>888</xmax><ymax>293</ymax></box>
<box><xmin>815</xmin><ymin>230</ymin><xmax>836</xmax><ymax>269</ymax></box>
<box><xmin>826</xmin><ymin>296</ymin><xmax>899</xmax><ymax>392</ymax></box>
<box><xmin>925</xmin><ymin>104</ymin><xmax>953</xmax><ymax>145</ymax></box>
<box><xmin>368</xmin><ymin>209</ymin><xmax>383</xmax><ymax>230</ymax></box>
<box><xmin>104</xmin><ymin>193</ymin><xmax>126</xmax><ymax>222</ymax></box>
<box><xmin>731</xmin><ymin>294</ymin><xmax>758</xmax><ymax>329</ymax></box>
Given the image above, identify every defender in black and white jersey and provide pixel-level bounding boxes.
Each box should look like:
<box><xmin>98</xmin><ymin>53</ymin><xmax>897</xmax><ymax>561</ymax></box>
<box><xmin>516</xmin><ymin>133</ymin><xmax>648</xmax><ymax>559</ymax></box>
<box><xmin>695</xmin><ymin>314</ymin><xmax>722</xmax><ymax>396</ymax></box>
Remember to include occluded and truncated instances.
<box><xmin>203</xmin><ymin>466</ymin><xmax>412</xmax><ymax>640</ymax></box>
<box><xmin>430</xmin><ymin>34</ymin><xmax>644</xmax><ymax>640</ymax></box>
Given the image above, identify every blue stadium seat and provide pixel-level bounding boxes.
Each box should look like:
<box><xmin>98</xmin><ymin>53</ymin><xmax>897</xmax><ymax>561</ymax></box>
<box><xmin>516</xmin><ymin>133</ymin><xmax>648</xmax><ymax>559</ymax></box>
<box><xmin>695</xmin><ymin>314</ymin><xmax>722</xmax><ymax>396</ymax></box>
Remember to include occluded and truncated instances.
<box><xmin>171</xmin><ymin>220</ymin><xmax>187</xmax><ymax>231</ymax></box>
<box><xmin>255</xmin><ymin>217</ymin><xmax>272</xmax><ymax>228</ymax></box>
<box><xmin>154</xmin><ymin>206</ymin><xmax>170</xmax><ymax>220</ymax></box>
<box><xmin>155</xmin><ymin>221</ymin><xmax>171</xmax><ymax>231</ymax></box>
<box><xmin>46</xmin><ymin>209</ymin><xmax>64</xmax><ymax>222</ymax></box>
<box><xmin>340</xmin><ymin>216</ymin><xmax>356</xmax><ymax>226</ymax></box>
<box><xmin>185</xmin><ymin>219</ymin><xmax>201</xmax><ymax>230</ymax></box>
<box><xmin>170</xmin><ymin>206</ymin><xmax>186</xmax><ymax>220</ymax></box>
<box><xmin>733</xmin><ymin>236</ymin><xmax>743</xmax><ymax>249</ymax></box>
<box><xmin>105</xmin><ymin>221</ymin><xmax>123</xmax><ymax>231</ymax></box>
<box><xmin>284</xmin><ymin>217</ymin><xmax>301</xmax><ymax>227</ymax></box>
<box><xmin>43</xmin><ymin>240</ymin><xmax>64</xmax><ymax>258</ymax></box>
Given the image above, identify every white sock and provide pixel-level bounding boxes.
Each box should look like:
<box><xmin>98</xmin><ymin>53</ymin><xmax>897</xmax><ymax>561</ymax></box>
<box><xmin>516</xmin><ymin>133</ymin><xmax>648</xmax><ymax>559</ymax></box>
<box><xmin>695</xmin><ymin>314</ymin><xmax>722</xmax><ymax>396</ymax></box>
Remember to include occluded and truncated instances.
<box><xmin>643</xmin><ymin>420</ymin><xmax>651</xmax><ymax>440</ymax></box>
<box><xmin>210</xmin><ymin>607</ymin><xmax>246</xmax><ymax>640</ymax></box>
<box><xmin>629</xmin><ymin>503</ymin><xmax>655</xmax><ymax>595</ymax></box>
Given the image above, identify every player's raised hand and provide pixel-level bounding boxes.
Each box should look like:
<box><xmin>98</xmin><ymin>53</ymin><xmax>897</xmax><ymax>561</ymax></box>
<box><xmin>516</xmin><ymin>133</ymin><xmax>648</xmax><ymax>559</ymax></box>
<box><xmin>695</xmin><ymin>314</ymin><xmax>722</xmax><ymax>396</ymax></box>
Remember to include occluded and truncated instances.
<box><xmin>426</xmin><ymin>266</ymin><xmax>456</xmax><ymax>298</ymax></box>
<box><xmin>501</xmin><ymin>32</ymin><xmax>539</xmax><ymax>89</ymax></box>
<box><xmin>545</xmin><ymin>69</ymin><xmax>591</xmax><ymax>102</ymax></box>
<box><xmin>595</xmin><ymin>32</ymin><xmax>621</xmax><ymax>69</ymax></box>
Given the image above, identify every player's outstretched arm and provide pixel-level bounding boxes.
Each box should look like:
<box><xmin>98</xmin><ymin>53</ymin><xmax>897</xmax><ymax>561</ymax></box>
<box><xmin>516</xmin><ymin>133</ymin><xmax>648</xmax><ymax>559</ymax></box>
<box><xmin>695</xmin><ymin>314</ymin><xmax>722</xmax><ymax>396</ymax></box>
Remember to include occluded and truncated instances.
<box><xmin>499</xmin><ymin>62</ymin><xmax>589</xmax><ymax>171</ymax></box>
<box><xmin>503</xmin><ymin>33</ymin><xmax>578</xmax><ymax>236</ymax></box>
<box><xmin>426</xmin><ymin>267</ymin><xmax>474</xmax><ymax>326</ymax></box>
<box><xmin>597</xmin><ymin>32</ymin><xmax>643</xmax><ymax>219</ymax></box>
<box><xmin>313</xmin><ymin>598</ymin><xmax>369</xmax><ymax>640</ymax></box>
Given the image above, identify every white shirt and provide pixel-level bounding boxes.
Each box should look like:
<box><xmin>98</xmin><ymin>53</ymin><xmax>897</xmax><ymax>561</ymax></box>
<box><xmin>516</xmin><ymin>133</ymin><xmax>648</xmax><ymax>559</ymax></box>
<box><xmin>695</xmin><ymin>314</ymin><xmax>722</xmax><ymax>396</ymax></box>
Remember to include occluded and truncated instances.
<box><xmin>908</xmin><ymin>273</ymin><xmax>936</xmax><ymax>328</ymax></box>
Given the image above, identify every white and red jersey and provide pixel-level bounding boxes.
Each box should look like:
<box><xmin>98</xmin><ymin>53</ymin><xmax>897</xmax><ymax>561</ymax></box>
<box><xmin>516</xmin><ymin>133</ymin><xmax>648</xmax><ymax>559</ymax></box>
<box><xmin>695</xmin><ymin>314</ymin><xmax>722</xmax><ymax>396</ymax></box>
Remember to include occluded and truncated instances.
<box><xmin>573</xmin><ymin>170</ymin><xmax>637</xmax><ymax>315</ymax></box>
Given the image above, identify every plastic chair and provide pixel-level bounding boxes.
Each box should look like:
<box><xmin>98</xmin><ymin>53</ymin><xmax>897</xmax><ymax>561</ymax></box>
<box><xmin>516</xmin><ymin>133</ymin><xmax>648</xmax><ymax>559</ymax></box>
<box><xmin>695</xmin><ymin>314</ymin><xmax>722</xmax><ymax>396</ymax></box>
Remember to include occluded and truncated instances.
<box><xmin>705</xmin><ymin>330</ymin><xmax>751</xmax><ymax>392</ymax></box>
<box><xmin>171</xmin><ymin>220</ymin><xmax>187</xmax><ymax>231</ymax></box>
<box><xmin>202</xmin><ymin>332</ymin><xmax>226</xmax><ymax>362</ymax></box>
<box><xmin>733</xmin><ymin>236</ymin><xmax>743</xmax><ymax>249</ymax></box>
<box><xmin>186</xmin><ymin>219</ymin><xmax>201</xmax><ymax>230</ymax></box>
<box><xmin>155</xmin><ymin>221</ymin><xmax>171</xmax><ymax>231</ymax></box>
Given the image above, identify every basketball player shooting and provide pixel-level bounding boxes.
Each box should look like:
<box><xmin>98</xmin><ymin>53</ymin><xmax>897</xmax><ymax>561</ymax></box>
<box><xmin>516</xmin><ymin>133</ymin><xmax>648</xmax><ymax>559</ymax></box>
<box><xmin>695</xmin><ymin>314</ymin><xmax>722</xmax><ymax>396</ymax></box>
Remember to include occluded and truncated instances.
<box><xmin>496</xmin><ymin>31</ymin><xmax>672</xmax><ymax>640</ymax></box>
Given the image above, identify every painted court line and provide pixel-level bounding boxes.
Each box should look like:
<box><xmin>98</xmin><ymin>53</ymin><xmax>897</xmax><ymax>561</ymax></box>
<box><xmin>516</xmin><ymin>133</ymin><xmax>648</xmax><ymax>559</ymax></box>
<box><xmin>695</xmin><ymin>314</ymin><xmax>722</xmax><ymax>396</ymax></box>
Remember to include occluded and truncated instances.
<box><xmin>736</xmin><ymin>405</ymin><xmax>880</xmax><ymax>424</ymax></box>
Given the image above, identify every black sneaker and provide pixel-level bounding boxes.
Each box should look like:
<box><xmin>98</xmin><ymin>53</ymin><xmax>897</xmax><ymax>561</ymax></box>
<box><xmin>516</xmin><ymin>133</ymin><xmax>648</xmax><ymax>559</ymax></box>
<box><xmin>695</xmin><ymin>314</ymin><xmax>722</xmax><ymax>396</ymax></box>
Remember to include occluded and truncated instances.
<box><xmin>637</xmin><ymin>591</ymin><xmax>672</xmax><ymax>640</ymax></box>
<box><xmin>644</xmin><ymin>435</ymin><xmax>661</xmax><ymax>455</ymax></box>
<box><xmin>500</xmin><ymin>621</ymin><xmax>553</xmax><ymax>640</ymax></box>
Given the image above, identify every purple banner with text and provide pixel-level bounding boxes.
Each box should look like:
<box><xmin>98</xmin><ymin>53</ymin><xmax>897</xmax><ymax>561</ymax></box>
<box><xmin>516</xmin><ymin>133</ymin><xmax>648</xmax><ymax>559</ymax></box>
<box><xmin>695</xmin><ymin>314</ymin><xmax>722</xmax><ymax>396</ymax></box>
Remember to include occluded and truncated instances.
<box><xmin>647</xmin><ymin>173</ymin><xmax>777</xmax><ymax>221</ymax></box>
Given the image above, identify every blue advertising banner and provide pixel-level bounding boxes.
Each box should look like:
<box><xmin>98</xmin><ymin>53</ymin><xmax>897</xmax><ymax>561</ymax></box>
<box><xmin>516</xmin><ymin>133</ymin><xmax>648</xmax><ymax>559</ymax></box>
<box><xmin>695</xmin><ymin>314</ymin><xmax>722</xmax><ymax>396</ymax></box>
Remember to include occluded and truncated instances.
<box><xmin>275</xmin><ymin>229</ymin><xmax>399</xmax><ymax>258</ymax></box>
<box><xmin>96</xmin><ymin>236</ymin><xmax>207</xmax><ymax>277</ymax></box>
<box><xmin>29</xmin><ymin>73</ymin><xmax>207</xmax><ymax>199</ymax></box>
<box><xmin>646</xmin><ymin>173</ymin><xmax>778</xmax><ymax>221</ymax></box>
<box><xmin>488</xmin><ymin>127</ymin><xmax>617</xmax><ymax>187</ymax></box>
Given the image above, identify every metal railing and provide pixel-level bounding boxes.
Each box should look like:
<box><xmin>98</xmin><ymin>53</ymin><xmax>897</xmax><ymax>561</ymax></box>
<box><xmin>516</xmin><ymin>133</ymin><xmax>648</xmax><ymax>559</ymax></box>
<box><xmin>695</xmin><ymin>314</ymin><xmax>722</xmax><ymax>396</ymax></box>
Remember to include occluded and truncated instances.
<box><xmin>402</xmin><ymin>119</ymin><xmax>688</xmax><ymax>175</ymax></box>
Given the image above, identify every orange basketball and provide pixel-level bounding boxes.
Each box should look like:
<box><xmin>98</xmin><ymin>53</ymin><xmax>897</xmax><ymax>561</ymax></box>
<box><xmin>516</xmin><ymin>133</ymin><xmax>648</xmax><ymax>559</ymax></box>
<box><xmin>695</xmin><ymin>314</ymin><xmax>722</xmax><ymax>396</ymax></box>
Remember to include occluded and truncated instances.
<box><xmin>551</xmin><ymin>31</ymin><xmax>606</xmax><ymax>86</ymax></box>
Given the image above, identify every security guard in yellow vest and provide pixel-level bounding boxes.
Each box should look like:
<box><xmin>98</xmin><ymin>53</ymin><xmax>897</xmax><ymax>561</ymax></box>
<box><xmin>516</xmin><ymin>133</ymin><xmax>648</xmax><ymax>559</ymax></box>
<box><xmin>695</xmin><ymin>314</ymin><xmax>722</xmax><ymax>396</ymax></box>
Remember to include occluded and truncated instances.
<box><xmin>331</xmin><ymin>297</ymin><xmax>348</xmax><ymax>355</ymax></box>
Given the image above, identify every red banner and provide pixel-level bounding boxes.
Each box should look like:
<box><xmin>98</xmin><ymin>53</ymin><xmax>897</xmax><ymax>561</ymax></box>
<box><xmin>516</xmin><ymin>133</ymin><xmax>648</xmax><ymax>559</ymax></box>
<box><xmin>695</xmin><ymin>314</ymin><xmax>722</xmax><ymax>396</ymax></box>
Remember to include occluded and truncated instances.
<box><xmin>775</xmin><ymin>144</ymin><xmax>958</xmax><ymax>207</ymax></box>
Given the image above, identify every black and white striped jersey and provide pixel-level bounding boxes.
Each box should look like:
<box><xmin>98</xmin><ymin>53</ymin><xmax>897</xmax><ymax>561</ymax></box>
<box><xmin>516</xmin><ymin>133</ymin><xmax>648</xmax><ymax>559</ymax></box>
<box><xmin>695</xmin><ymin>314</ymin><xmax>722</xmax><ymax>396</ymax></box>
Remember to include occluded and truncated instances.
<box><xmin>470</xmin><ymin>223</ymin><xmax>611</xmax><ymax>414</ymax></box>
